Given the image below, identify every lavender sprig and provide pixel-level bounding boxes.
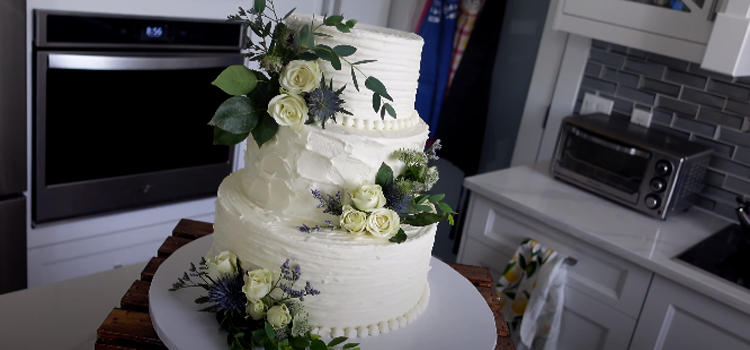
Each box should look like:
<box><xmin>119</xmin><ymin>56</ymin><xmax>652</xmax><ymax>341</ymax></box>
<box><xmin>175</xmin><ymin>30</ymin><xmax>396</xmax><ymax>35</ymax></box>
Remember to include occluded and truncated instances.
<box><xmin>311</xmin><ymin>189</ymin><xmax>343</xmax><ymax>216</ymax></box>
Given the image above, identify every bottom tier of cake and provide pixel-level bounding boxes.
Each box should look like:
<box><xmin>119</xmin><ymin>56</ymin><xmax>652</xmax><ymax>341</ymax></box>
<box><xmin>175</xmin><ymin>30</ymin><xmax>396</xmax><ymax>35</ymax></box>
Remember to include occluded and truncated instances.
<box><xmin>209</xmin><ymin>171</ymin><xmax>437</xmax><ymax>338</ymax></box>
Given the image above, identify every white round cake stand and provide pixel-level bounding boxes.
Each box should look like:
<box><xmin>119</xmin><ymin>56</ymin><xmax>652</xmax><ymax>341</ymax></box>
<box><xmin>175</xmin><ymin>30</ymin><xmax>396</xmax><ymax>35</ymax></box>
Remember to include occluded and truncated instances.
<box><xmin>150</xmin><ymin>235</ymin><xmax>497</xmax><ymax>350</ymax></box>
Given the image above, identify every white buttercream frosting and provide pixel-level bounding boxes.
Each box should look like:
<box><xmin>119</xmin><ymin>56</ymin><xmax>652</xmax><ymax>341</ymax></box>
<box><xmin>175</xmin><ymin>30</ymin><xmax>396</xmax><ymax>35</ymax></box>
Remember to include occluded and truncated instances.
<box><xmin>286</xmin><ymin>14</ymin><xmax>424</xmax><ymax>127</ymax></box>
<box><xmin>210</xmin><ymin>171</ymin><xmax>436</xmax><ymax>336</ymax></box>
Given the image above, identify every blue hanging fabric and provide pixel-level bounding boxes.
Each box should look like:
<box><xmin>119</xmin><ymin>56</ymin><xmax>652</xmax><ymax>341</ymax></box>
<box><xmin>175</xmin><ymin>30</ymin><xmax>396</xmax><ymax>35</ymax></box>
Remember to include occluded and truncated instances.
<box><xmin>415</xmin><ymin>0</ymin><xmax>459</xmax><ymax>138</ymax></box>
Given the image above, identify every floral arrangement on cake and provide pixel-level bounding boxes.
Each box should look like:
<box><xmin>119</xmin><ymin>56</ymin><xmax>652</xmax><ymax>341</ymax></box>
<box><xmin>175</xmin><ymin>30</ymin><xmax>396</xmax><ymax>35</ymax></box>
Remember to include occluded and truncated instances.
<box><xmin>170</xmin><ymin>251</ymin><xmax>360</xmax><ymax>350</ymax></box>
<box><xmin>209</xmin><ymin>0</ymin><xmax>396</xmax><ymax>147</ymax></box>
<box><xmin>299</xmin><ymin>140</ymin><xmax>456</xmax><ymax>243</ymax></box>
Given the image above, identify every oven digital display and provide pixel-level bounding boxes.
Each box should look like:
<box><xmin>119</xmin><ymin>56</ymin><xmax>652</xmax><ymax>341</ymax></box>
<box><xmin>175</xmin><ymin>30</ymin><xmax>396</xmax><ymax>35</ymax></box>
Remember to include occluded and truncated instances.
<box><xmin>146</xmin><ymin>26</ymin><xmax>164</xmax><ymax>38</ymax></box>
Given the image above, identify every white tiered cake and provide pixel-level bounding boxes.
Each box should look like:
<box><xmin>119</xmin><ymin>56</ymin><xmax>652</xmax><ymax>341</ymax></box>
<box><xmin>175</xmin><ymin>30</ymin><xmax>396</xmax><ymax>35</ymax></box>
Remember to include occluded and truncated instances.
<box><xmin>209</xmin><ymin>15</ymin><xmax>436</xmax><ymax>339</ymax></box>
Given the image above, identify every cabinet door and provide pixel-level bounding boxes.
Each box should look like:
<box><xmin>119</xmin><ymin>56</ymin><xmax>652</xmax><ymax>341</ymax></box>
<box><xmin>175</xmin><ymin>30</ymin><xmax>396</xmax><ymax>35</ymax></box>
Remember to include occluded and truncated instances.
<box><xmin>559</xmin><ymin>286</ymin><xmax>636</xmax><ymax>350</ymax></box>
<box><xmin>630</xmin><ymin>275</ymin><xmax>750</xmax><ymax>350</ymax></box>
<box><xmin>560</xmin><ymin>0</ymin><xmax>715</xmax><ymax>44</ymax></box>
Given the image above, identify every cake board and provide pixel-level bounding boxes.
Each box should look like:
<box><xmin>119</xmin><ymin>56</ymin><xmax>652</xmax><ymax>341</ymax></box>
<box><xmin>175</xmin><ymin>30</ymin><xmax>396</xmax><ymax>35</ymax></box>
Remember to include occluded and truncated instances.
<box><xmin>149</xmin><ymin>235</ymin><xmax>498</xmax><ymax>350</ymax></box>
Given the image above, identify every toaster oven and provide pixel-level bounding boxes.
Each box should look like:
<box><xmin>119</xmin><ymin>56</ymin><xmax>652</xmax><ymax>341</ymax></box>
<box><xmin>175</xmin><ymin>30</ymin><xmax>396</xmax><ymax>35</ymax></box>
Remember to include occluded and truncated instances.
<box><xmin>550</xmin><ymin>114</ymin><xmax>712</xmax><ymax>220</ymax></box>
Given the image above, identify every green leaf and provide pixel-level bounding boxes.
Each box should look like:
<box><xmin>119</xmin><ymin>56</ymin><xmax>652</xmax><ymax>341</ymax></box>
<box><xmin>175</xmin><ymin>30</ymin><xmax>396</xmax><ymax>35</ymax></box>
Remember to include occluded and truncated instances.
<box><xmin>250</xmin><ymin>111</ymin><xmax>279</xmax><ymax>147</ymax></box>
<box><xmin>335</xmin><ymin>22</ymin><xmax>351</xmax><ymax>33</ymax></box>
<box><xmin>518</xmin><ymin>254</ymin><xmax>527</xmax><ymax>271</ymax></box>
<box><xmin>415</xmin><ymin>194</ymin><xmax>429</xmax><ymax>204</ymax></box>
<box><xmin>375</xmin><ymin>162</ymin><xmax>394</xmax><ymax>189</ymax></box>
<box><xmin>501</xmin><ymin>261</ymin><xmax>516</xmax><ymax>276</ymax></box>
<box><xmin>429</xmin><ymin>194</ymin><xmax>446</xmax><ymax>202</ymax></box>
<box><xmin>333</xmin><ymin>45</ymin><xmax>357</xmax><ymax>57</ymax></box>
<box><xmin>306</xmin><ymin>28</ymin><xmax>315</xmax><ymax>50</ymax></box>
<box><xmin>437</xmin><ymin>202</ymin><xmax>454</xmax><ymax>214</ymax></box>
<box><xmin>526</xmin><ymin>260</ymin><xmax>538</xmax><ymax>278</ymax></box>
<box><xmin>209</xmin><ymin>96</ymin><xmax>258</xmax><ymax>134</ymax></box>
<box><xmin>403</xmin><ymin>212</ymin><xmax>447</xmax><ymax>226</ymax></box>
<box><xmin>365</xmin><ymin>77</ymin><xmax>392</xmax><ymax>101</ymax></box>
<box><xmin>298</xmin><ymin>52</ymin><xmax>318</xmax><ymax>61</ymax></box>
<box><xmin>329</xmin><ymin>53</ymin><xmax>342</xmax><ymax>70</ymax></box>
<box><xmin>324</xmin><ymin>15</ymin><xmax>344</xmax><ymax>25</ymax></box>
<box><xmin>211</xmin><ymin>65</ymin><xmax>259</xmax><ymax>96</ymax></box>
<box><xmin>328</xmin><ymin>337</ymin><xmax>348</xmax><ymax>347</ymax></box>
<box><xmin>297</xmin><ymin>24</ymin><xmax>310</xmax><ymax>50</ymax></box>
<box><xmin>264</xmin><ymin>322</ymin><xmax>275</xmax><ymax>340</ymax></box>
<box><xmin>416</xmin><ymin>204</ymin><xmax>432</xmax><ymax>212</ymax></box>
<box><xmin>313</xmin><ymin>32</ymin><xmax>333</xmax><ymax>38</ymax></box>
<box><xmin>352</xmin><ymin>59</ymin><xmax>376</xmax><ymax>65</ymax></box>
<box><xmin>310</xmin><ymin>334</ymin><xmax>321</xmax><ymax>340</ymax></box>
<box><xmin>345</xmin><ymin>19</ymin><xmax>358</xmax><ymax>28</ymax></box>
<box><xmin>389</xmin><ymin>228</ymin><xmax>408</xmax><ymax>243</ymax></box>
<box><xmin>383</xmin><ymin>103</ymin><xmax>396</xmax><ymax>119</ymax></box>
<box><xmin>289</xmin><ymin>336</ymin><xmax>310</xmax><ymax>349</ymax></box>
<box><xmin>314</xmin><ymin>44</ymin><xmax>334</xmax><ymax>62</ymax></box>
<box><xmin>254</xmin><ymin>0</ymin><xmax>266</xmax><ymax>14</ymax></box>
<box><xmin>343</xmin><ymin>344</ymin><xmax>361</xmax><ymax>350</ymax></box>
<box><xmin>194</xmin><ymin>296</ymin><xmax>210</xmax><ymax>304</ymax></box>
<box><xmin>380</xmin><ymin>105</ymin><xmax>386</xmax><ymax>120</ymax></box>
<box><xmin>372</xmin><ymin>93</ymin><xmax>381</xmax><ymax>113</ymax></box>
<box><xmin>283</xmin><ymin>7</ymin><xmax>296</xmax><ymax>19</ymax></box>
<box><xmin>310</xmin><ymin>339</ymin><xmax>327</xmax><ymax>350</ymax></box>
<box><xmin>263</xmin><ymin>21</ymin><xmax>272</xmax><ymax>37</ymax></box>
<box><xmin>351</xmin><ymin>67</ymin><xmax>359</xmax><ymax>92</ymax></box>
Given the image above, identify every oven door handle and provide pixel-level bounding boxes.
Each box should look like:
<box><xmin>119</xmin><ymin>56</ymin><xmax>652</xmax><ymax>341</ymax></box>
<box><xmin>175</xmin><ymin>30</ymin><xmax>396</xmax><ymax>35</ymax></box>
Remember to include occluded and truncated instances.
<box><xmin>570</xmin><ymin>127</ymin><xmax>651</xmax><ymax>159</ymax></box>
<box><xmin>47</xmin><ymin>54</ymin><xmax>243</xmax><ymax>71</ymax></box>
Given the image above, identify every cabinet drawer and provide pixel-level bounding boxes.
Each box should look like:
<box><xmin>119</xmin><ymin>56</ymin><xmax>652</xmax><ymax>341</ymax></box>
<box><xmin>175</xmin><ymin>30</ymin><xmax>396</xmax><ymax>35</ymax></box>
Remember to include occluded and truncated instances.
<box><xmin>462</xmin><ymin>194</ymin><xmax>653</xmax><ymax>319</ymax></box>
<box><xmin>559</xmin><ymin>285</ymin><xmax>635</xmax><ymax>350</ymax></box>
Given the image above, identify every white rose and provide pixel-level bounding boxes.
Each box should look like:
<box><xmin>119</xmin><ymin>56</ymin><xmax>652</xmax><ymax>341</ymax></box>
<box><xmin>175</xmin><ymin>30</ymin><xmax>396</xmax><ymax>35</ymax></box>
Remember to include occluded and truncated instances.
<box><xmin>242</xmin><ymin>268</ymin><xmax>275</xmax><ymax>300</ymax></box>
<box><xmin>279</xmin><ymin>60</ymin><xmax>322</xmax><ymax>94</ymax></box>
<box><xmin>340</xmin><ymin>205</ymin><xmax>368</xmax><ymax>235</ymax></box>
<box><xmin>246</xmin><ymin>298</ymin><xmax>267</xmax><ymax>321</ymax></box>
<box><xmin>267</xmin><ymin>304</ymin><xmax>292</xmax><ymax>329</ymax></box>
<box><xmin>351</xmin><ymin>183</ymin><xmax>387</xmax><ymax>211</ymax></box>
<box><xmin>268</xmin><ymin>93</ymin><xmax>308</xmax><ymax>130</ymax></box>
<box><xmin>365</xmin><ymin>208</ymin><xmax>401</xmax><ymax>239</ymax></box>
<box><xmin>205</xmin><ymin>250</ymin><xmax>238</xmax><ymax>279</ymax></box>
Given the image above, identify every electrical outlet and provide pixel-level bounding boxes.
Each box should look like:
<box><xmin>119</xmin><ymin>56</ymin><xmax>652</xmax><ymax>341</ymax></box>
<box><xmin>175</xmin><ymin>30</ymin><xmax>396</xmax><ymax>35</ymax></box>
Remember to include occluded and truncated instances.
<box><xmin>580</xmin><ymin>93</ymin><xmax>614</xmax><ymax>115</ymax></box>
<box><xmin>631</xmin><ymin>108</ymin><xmax>652</xmax><ymax>127</ymax></box>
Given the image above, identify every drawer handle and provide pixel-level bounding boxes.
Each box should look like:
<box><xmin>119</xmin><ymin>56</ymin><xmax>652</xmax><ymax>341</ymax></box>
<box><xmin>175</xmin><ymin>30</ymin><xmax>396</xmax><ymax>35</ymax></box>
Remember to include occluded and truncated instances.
<box><xmin>564</xmin><ymin>257</ymin><xmax>578</xmax><ymax>266</ymax></box>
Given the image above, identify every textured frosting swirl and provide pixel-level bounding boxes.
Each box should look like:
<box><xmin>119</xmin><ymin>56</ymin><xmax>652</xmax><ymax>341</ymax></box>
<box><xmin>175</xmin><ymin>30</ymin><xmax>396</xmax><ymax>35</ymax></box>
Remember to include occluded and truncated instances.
<box><xmin>211</xmin><ymin>171</ymin><xmax>436</xmax><ymax>336</ymax></box>
<box><xmin>241</xmin><ymin>117</ymin><xmax>429</xmax><ymax>224</ymax></box>
<box><xmin>286</xmin><ymin>14</ymin><xmax>424</xmax><ymax>127</ymax></box>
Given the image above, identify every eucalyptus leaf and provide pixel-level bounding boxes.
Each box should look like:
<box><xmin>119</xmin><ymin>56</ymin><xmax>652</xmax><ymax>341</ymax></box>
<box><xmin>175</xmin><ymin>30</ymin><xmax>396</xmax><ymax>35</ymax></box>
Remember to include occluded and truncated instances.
<box><xmin>211</xmin><ymin>65</ymin><xmax>259</xmax><ymax>96</ymax></box>
<box><xmin>343</xmin><ymin>344</ymin><xmax>361</xmax><ymax>350</ymax></box>
<box><xmin>254</xmin><ymin>0</ymin><xmax>266</xmax><ymax>14</ymax></box>
<box><xmin>429</xmin><ymin>194</ymin><xmax>446</xmax><ymax>203</ymax></box>
<box><xmin>263</xmin><ymin>21</ymin><xmax>272</xmax><ymax>36</ymax></box>
<box><xmin>351</xmin><ymin>67</ymin><xmax>359</xmax><ymax>92</ymax></box>
<box><xmin>290</xmin><ymin>336</ymin><xmax>310</xmax><ymax>349</ymax></box>
<box><xmin>250</xmin><ymin>111</ymin><xmax>279</xmax><ymax>148</ymax></box>
<box><xmin>328</xmin><ymin>337</ymin><xmax>348</xmax><ymax>347</ymax></box>
<box><xmin>293</xmin><ymin>29</ymin><xmax>302</xmax><ymax>52</ymax></box>
<box><xmin>365</xmin><ymin>77</ymin><xmax>392</xmax><ymax>101</ymax></box>
<box><xmin>329</xmin><ymin>53</ymin><xmax>342</xmax><ymax>70</ymax></box>
<box><xmin>372</xmin><ymin>93</ymin><xmax>381</xmax><ymax>113</ymax></box>
<box><xmin>298</xmin><ymin>24</ymin><xmax>310</xmax><ymax>49</ymax></box>
<box><xmin>313</xmin><ymin>32</ymin><xmax>333</xmax><ymax>37</ymax></box>
<box><xmin>335</xmin><ymin>22</ymin><xmax>350</xmax><ymax>33</ymax></box>
<box><xmin>380</xmin><ymin>105</ymin><xmax>386</xmax><ymax>120</ymax></box>
<box><xmin>403</xmin><ymin>212</ymin><xmax>447</xmax><ymax>226</ymax></box>
<box><xmin>333</xmin><ymin>45</ymin><xmax>357</xmax><ymax>57</ymax></box>
<box><xmin>283</xmin><ymin>7</ymin><xmax>296</xmax><ymax>19</ymax></box>
<box><xmin>324</xmin><ymin>15</ymin><xmax>344</xmax><ymax>25</ymax></box>
<box><xmin>298</xmin><ymin>52</ymin><xmax>319</xmax><ymax>61</ymax></box>
<box><xmin>383</xmin><ymin>103</ymin><xmax>396</xmax><ymax>119</ymax></box>
<box><xmin>375</xmin><ymin>162</ymin><xmax>394</xmax><ymax>189</ymax></box>
<box><xmin>416</xmin><ymin>204</ymin><xmax>432</xmax><ymax>212</ymax></box>
<box><xmin>415</xmin><ymin>194</ymin><xmax>429</xmax><ymax>204</ymax></box>
<box><xmin>306</xmin><ymin>26</ymin><xmax>315</xmax><ymax>49</ymax></box>
<box><xmin>314</xmin><ymin>45</ymin><xmax>334</xmax><ymax>62</ymax></box>
<box><xmin>209</xmin><ymin>96</ymin><xmax>258</xmax><ymax>134</ymax></box>
<box><xmin>389</xmin><ymin>228</ymin><xmax>408</xmax><ymax>243</ymax></box>
<box><xmin>345</xmin><ymin>19</ymin><xmax>358</xmax><ymax>28</ymax></box>
<box><xmin>352</xmin><ymin>59</ymin><xmax>376</xmax><ymax>65</ymax></box>
<box><xmin>310</xmin><ymin>339</ymin><xmax>327</xmax><ymax>350</ymax></box>
<box><xmin>264</xmin><ymin>322</ymin><xmax>275</xmax><ymax>340</ymax></box>
<box><xmin>437</xmin><ymin>202</ymin><xmax>453</xmax><ymax>214</ymax></box>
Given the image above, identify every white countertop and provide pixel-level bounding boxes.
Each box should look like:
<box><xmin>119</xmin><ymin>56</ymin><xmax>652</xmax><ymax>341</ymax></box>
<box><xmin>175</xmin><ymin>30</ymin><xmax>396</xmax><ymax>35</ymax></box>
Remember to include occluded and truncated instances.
<box><xmin>0</xmin><ymin>261</ymin><xmax>147</xmax><ymax>350</ymax></box>
<box><xmin>464</xmin><ymin>162</ymin><xmax>750</xmax><ymax>315</ymax></box>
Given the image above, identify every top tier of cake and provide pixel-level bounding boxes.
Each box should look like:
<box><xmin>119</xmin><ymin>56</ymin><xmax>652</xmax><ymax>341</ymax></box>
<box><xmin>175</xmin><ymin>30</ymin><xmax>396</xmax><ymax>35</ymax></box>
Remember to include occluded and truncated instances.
<box><xmin>285</xmin><ymin>14</ymin><xmax>424</xmax><ymax>130</ymax></box>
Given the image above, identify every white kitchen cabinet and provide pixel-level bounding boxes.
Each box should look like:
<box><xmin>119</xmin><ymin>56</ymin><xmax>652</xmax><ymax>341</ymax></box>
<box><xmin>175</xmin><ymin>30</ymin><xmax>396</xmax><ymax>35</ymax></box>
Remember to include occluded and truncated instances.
<box><xmin>558</xmin><ymin>286</ymin><xmax>636</xmax><ymax>350</ymax></box>
<box><xmin>630</xmin><ymin>275</ymin><xmax>750</xmax><ymax>350</ymax></box>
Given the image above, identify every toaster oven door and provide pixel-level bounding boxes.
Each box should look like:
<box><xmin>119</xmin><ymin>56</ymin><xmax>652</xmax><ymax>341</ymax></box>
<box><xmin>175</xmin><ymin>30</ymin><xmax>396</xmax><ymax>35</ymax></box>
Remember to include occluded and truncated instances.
<box><xmin>552</xmin><ymin>124</ymin><xmax>652</xmax><ymax>204</ymax></box>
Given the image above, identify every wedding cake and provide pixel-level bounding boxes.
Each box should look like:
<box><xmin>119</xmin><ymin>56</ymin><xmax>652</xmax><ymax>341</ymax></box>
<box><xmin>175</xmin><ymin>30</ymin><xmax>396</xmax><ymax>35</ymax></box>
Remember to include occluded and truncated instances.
<box><xmin>208</xmin><ymin>14</ymin><xmax>440</xmax><ymax>339</ymax></box>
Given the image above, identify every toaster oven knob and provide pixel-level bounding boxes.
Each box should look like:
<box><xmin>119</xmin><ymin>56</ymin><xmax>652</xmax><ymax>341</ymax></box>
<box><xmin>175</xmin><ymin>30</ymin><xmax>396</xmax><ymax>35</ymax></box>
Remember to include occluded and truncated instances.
<box><xmin>654</xmin><ymin>160</ymin><xmax>672</xmax><ymax>176</ymax></box>
<box><xmin>649</xmin><ymin>178</ymin><xmax>667</xmax><ymax>193</ymax></box>
<box><xmin>645</xmin><ymin>194</ymin><xmax>661</xmax><ymax>209</ymax></box>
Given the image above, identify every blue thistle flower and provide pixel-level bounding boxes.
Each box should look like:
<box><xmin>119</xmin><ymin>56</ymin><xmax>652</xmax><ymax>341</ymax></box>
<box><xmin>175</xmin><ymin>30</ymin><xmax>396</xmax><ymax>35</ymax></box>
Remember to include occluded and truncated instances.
<box><xmin>204</xmin><ymin>273</ymin><xmax>247</xmax><ymax>318</ymax></box>
<box><xmin>383</xmin><ymin>185</ymin><xmax>413</xmax><ymax>216</ymax></box>
<box><xmin>304</xmin><ymin>76</ymin><xmax>352</xmax><ymax>128</ymax></box>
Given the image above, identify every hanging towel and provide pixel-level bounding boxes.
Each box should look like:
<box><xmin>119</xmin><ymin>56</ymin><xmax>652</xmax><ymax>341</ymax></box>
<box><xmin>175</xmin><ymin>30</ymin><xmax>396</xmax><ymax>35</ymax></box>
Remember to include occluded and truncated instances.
<box><xmin>496</xmin><ymin>239</ymin><xmax>567</xmax><ymax>350</ymax></box>
<box><xmin>448</xmin><ymin>0</ymin><xmax>486</xmax><ymax>88</ymax></box>
<box><xmin>415</xmin><ymin>0</ymin><xmax>459</xmax><ymax>138</ymax></box>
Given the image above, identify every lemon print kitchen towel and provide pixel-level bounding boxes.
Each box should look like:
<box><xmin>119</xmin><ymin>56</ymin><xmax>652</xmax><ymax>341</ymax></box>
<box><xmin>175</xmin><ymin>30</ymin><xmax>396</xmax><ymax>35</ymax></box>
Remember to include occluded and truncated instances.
<box><xmin>496</xmin><ymin>238</ymin><xmax>568</xmax><ymax>350</ymax></box>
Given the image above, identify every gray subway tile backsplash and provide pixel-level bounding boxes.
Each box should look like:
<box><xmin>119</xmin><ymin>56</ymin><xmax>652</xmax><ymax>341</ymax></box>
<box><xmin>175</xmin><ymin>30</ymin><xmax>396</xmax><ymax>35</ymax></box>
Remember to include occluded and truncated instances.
<box><xmin>576</xmin><ymin>41</ymin><xmax>750</xmax><ymax>220</ymax></box>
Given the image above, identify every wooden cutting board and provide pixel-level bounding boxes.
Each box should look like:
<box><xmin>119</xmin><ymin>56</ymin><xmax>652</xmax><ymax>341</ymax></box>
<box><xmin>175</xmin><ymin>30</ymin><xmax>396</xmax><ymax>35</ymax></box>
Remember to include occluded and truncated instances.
<box><xmin>94</xmin><ymin>219</ymin><xmax>515</xmax><ymax>350</ymax></box>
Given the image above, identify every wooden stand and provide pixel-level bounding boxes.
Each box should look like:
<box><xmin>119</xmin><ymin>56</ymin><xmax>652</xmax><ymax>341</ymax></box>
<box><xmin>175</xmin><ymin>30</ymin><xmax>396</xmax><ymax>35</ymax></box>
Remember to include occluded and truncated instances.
<box><xmin>95</xmin><ymin>219</ymin><xmax>515</xmax><ymax>350</ymax></box>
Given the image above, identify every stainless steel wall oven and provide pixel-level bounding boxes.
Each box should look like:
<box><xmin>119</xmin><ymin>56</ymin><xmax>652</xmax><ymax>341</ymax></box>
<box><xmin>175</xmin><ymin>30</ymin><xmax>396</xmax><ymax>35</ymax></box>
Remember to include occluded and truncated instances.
<box><xmin>33</xmin><ymin>10</ymin><xmax>244</xmax><ymax>224</ymax></box>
